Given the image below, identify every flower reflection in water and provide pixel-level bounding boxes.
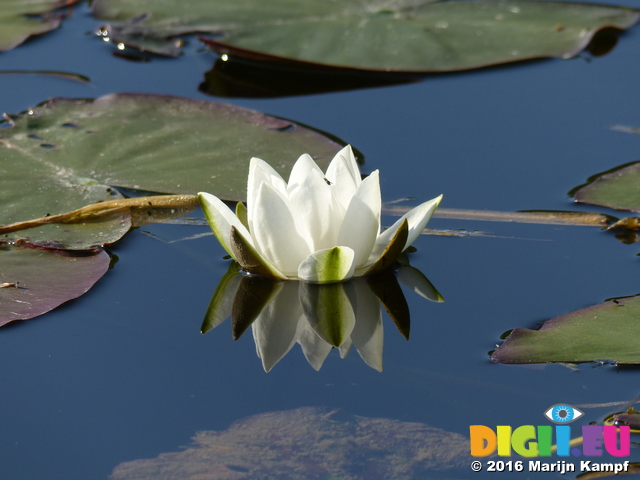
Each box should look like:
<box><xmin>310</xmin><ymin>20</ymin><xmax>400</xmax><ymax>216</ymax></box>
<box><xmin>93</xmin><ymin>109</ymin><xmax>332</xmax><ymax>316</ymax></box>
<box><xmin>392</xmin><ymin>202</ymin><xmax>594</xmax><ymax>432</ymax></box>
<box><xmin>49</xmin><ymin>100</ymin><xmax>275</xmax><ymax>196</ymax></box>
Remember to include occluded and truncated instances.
<box><xmin>202</xmin><ymin>256</ymin><xmax>442</xmax><ymax>371</ymax></box>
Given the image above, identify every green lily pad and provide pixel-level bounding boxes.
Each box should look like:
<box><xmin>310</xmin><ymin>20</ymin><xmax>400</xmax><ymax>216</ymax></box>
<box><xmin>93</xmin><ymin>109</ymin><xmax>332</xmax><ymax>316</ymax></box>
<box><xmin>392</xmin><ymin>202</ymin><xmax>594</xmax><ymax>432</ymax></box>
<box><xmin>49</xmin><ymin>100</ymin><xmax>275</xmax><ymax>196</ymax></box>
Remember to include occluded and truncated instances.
<box><xmin>492</xmin><ymin>295</ymin><xmax>640</xmax><ymax>364</ymax></box>
<box><xmin>0</xmin><ymin>243</ymin><xmax>110</xmax><ymax>327</ymax></box>
<box><xmin>0</xmin><ymin>0</ymin><xmax>78</xmax><ymax>52</ymax></box>
<box><xmin>92</xmin><ymin>0</ymin><xmax>639</xmax><ymax>71</ymax></box>
<box><xmin>0</xmin><ymin>93</ymin><xmax>344</xmax><ymax>248</ymax></box>
<box><xmin>573</xmin><ymin>162</ymin><xmax>640</xmax><ymax>212</ymax></box>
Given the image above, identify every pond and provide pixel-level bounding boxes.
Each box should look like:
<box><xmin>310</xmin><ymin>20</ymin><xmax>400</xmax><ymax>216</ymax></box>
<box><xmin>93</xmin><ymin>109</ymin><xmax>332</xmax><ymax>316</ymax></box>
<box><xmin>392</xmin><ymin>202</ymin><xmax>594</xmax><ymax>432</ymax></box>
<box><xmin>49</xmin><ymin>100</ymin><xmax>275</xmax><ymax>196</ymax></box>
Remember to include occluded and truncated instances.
<box><xmin>1</xmin><ymin>1</ymin><xmax>640</xmax><ymax>479</ymax></box>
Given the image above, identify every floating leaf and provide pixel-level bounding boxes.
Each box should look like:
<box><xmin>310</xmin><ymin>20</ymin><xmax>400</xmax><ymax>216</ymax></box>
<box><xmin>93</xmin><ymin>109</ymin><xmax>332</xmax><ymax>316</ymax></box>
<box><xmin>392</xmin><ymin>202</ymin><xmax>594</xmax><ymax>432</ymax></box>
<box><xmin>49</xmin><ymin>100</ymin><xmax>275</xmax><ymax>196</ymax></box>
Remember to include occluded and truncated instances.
<box><xmin>0</xmin><ymin>0</ymin><xmax>78</xmax><ymax>52</ymax></box>
<box><xmin>93</xmin><ymin>0</ymin><xmax>639</xmax><ymax>71</ymax></box>
<box><xmin>0</xmin><ymin>243</ymin><xmax>110</xmax><ymax>327</ymax></box>
<box><xmin>0</xmin><ymin>93</ymin><xmax>344</xmax><ymax>248</ymax></box>
<box><xmin>0</xmin><ymin>70</ymin><xmax>90</xmax><ymax>84</ymax></box>
<box><xmin>492</xmin><ymin>295</ymin><xmax>640</xmax><ymax>364</ymax></box>
<box><xmin>111</xmin><ymin>407</ymin><xmax>470</xmax><ymax>480</ymax></box>
<box><xmin>573</xmin><ymin>162</ymin><xmax>640</xmax><ymax>213</ymax></box>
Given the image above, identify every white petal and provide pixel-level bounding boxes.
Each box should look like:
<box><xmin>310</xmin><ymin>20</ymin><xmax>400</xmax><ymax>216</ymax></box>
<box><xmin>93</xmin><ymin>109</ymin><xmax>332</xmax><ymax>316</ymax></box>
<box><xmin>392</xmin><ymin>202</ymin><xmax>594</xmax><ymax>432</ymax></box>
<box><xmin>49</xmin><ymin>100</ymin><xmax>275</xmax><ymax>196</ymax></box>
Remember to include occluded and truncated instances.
<box><xmin>325</xmin><ymin>145</ymin><xmax>360</xmax><ymax>187</ymax></box>
<box><xmin>297</xmin><ymin>246</ymin><xmax>356</xmax><ymax>283</ymax></box>
<box><xmin>397</xmin><ymin>264</ymin><xmax>444</xmax><ymax>302</ymax></box>
<box><xmin>351</xmin><ymin>279</ymin><xmax>384</xmax><ymax>371</ymax></box>
<box><xmin>288</xmin><ymin>166</ymin><xmax>342</xmax><ymax>251</ymax></box>
<box><xmin>337</xmin><ymin>171</ymin><xmax>381</xmax><ymax>268</ymax></box>
<box><xmin>325</xmin><ymin>145</ymin><xmax>361</xmax><ymax>212</ymax></box>
<box><xmin>338</xmin><ymin>338</ymin><xmax>353</xmax><ymax>358</ymax></box>
<box><xmin>251</xmin><ymin>182</ymin><xmax>311</xmax><ymax>276</ymax></box>
<box><xmin>198</xmin><ymin>192</ymin><xmax>252</xmax><ymax>260</ymax></box>
<box><xmin>252</xmin><ymin>282</ymin><xmax>304</xmax><ymax>372</ymax></box>
<box><xmin>249</xmin><ymin>157</ymin><xmax>287</xmax><ymax>193</ymax></box>
<box><xmin>298</xmin><ymin>324</ymin><xmax>333</xmax><ymax>371</ymax></box>
<box><xmin>371</xmin><ymin>194</ymin><xmax>443</xmax><ymax>260</ymax></box>
<box><xmin>247</xmin><ymin>157</ymin><xmax>287</xmax><ymax>233</ymax></box>
<box><xmin>287</xmin><ymin>153</ymin><xmax>323</xmax><ymax>193</ymax></box>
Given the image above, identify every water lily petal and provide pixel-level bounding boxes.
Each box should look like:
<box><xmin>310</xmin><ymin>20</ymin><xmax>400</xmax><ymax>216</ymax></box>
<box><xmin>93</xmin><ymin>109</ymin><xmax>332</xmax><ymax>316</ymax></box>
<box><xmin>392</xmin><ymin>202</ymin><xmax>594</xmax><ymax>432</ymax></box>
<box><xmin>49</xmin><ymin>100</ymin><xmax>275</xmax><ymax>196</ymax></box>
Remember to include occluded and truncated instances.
<box><xmin>396</xmin><ymin>263</ymin><xmax>444</xmax><ymax>302</ymax></box>
<box><xmin>247</xmin><ymin>157</ymin><xmax>287</xmax><ymax>233</ymax></box>
<box><xmin>287</xmin><ymin>153</ymin><xmax>323</xmax><ymax>193</ymax></box>
<box><xmin>351</xmin><ymin>279</ymin><xmax>384</xmax><ymax>372</ymax></box>
<box><xmin>372</xmin><ymin>194</ymin><xmax>443</xmax><ymax>259</ymax></box>
<box><xmin>198</xmin><ymin>192</ymin><xmax>252</xmax><ymax>260</ymax></box>
<box><xmin>325</xmin><ymin>145</ymin><xmax>361</xmax><ymax>212</ymax></box>
<box><xmin>338</xmin><ymin>338</ymin><xmax>353</xmax><ymax>358</ymax></box>
<box><xmin>252</xmin><ymin>282</ymin><xmax>304</xmax><ymax>372</ymax></box>
<box><xmin>297</xmin><ymin>246</ymin><xmax>356</xmax><ymax>283</ymax></box>
<box><xmin>252</xmin><ymin>182</ymin><xmax>311</xmax><ymax>276</ymax></box>
<box><xmin>325</xmin><ymin>145</ymin><xmax>360</xmax><ymax>187</ymax></box>
<box><xmin>337</xmin><ymin>170</ymin><xmax>381</xmax><ymax>268</ymax></box>
<box><xmin>288</xmin><ymin>166</ymin><xmax>341</xmax><ymax>251</ymax></box>
<box><xmin>298</xmin><ymin>324</ymin><xmax>333</xmax><ymax>371</ymax></box>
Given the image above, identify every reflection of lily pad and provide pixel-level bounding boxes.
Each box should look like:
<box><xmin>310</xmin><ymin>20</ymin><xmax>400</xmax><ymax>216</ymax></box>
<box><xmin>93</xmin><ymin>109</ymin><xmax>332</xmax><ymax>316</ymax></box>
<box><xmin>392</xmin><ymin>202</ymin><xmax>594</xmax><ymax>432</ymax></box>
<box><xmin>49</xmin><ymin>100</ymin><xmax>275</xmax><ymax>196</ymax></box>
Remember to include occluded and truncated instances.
<box><xmin>492</xmin><ymin>295</ymin><xmax>640</xmax><ymax>365</ymax></box>
<box><xmin>111</xmin><ymin>407</ymin><xmax>469</xmax><ymax>480</ymax></box>
<box><xmin>0</xmin><ymin>93</ymin><xmax>343</xmax><ymax>248</ymax></box>
<box><xmin>0</xmin><ymin>0</ymin><xmax>78</xmax><ymax>52</ymax></box>
<box><xmin>0</xmin><ymin>243</ymin><xmax>110</xmax><ymax>327</ymax></box>
<box><xmin>200</xmin><ymin>57</ymin><xmax>420</xmax><ymax>98</ymax></box>
<box><xmin>573</xmin><ymin>162</ymin><xmax>640</xmax><ymax>212</ymax></box>
<box><xmin>93</xmin><ymin>0</ymin><xmax>639</xmax><ymax>71</ymax></box>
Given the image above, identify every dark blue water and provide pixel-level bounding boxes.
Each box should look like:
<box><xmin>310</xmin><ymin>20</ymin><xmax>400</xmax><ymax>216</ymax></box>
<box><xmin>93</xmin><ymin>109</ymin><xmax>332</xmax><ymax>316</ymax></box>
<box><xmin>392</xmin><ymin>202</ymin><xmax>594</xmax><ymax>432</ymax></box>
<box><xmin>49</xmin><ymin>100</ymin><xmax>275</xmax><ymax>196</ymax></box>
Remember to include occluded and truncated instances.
<box><xmin>1</xmin><ymin>2</ymin><xmax>640</xmax><ymax>479</ymax></box>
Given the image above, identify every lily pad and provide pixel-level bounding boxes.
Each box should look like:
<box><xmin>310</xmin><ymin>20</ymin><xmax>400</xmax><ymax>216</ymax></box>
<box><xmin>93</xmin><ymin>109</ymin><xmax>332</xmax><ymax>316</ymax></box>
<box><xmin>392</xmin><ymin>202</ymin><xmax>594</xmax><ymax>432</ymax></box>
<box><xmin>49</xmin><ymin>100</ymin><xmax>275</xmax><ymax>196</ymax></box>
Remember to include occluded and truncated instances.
<box><xmin>0</xmin><ymin>243</ymin><xmax>110</xmax><ymax>327</ymax></box>
<box><xmin>111</xmin><ymin>407</ymin><xmax>470</xmax><ymax>480</ymax></box>
<box><xmin>0</xmin><ymin>0</ymin><xmax>78</xmax><ymax>52</ymax></box>
<box><xmin>0</xmin><ymin>93</ymin><xmax>343</xmax><ymax>248</ymax></box>
<box><xmin>492</xmin><ymin>295</ymin><xmax>640</xmax><ymax>364</ymax></box>
<box><xmin>573</xmin><ymin>162</ymin><xmax>640</xmax><ymax>212</ymax></box>
<box><xmin>92</xmin><ymin>0</ymin><xmax>639</xmax><ymax>71</ymax></box>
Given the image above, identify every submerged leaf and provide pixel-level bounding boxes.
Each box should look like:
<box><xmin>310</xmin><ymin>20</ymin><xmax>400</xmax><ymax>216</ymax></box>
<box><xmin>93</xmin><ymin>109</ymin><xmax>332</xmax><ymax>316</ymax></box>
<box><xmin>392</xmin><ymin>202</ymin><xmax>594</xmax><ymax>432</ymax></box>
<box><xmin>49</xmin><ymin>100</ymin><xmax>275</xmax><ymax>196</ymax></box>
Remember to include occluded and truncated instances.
<box><xmin>492</xmin><ymin>295</ymin><xmax>640</xmax><ymax>364</ymax></box>
<box><xmin>0</xmin><ymin>243</ymin><xmax>110</xmax><ymax>327</ymax></box>
<box><xmin>111</xmin><ymin>407</ymin><xmax>470</xmax><ymax>479</ymax></box>
<box><xmin>93</xmin><ymin>0</ymin><xmax>639</xmax><ymax>71</ymax></box>
<box><xmin>0</xmin><ymin>94</ymin><xmax>343</xmax><ymax>249</ymax></box>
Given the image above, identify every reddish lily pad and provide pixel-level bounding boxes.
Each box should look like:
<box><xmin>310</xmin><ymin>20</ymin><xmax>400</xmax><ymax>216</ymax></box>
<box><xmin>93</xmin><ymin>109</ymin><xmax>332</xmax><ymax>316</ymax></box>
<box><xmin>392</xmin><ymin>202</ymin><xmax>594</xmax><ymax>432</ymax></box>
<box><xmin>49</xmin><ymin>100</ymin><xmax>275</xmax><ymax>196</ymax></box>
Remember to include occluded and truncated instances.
<box><xmin>492</xmin><ymin>295</ymin><xmax>640</xmax><ymax>365</ymax></box>
<box><xmin>0</xmin><ymin>243</ymin><xmax>110</xmax><ymax>327</ymax></box>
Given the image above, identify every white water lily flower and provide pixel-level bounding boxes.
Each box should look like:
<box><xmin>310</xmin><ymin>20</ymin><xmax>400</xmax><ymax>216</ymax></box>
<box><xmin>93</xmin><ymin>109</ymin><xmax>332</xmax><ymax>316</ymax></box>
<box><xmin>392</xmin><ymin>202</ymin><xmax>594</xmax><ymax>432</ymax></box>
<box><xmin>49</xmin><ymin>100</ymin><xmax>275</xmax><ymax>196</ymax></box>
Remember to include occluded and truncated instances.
<box><xmin>198</xmin><ymin>145</ymin><xmax>442</xmax><ymax>284</ymax></box>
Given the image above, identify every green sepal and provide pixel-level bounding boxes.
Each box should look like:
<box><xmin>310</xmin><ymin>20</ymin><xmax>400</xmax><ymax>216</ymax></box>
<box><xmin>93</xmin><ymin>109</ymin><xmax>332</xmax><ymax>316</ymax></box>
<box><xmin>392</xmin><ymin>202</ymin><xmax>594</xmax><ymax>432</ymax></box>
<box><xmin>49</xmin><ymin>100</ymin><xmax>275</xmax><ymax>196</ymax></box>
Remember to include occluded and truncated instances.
<box><xmin>232</xmin><ymin>275</ymin><xmax>283</xmax><ymax>340</ymax></box>
<box><xmin>235</xmin><ymin>202</ymin><xmax>249</xmax><ymax>230</ymax></box>
<box><xmin>230</xmin><ymin>225</ymin><xmax>287</xmax><ymax>279</ymax></box>
<box><xmin>365</xmin><ymin>218</ymin><xmax>409</xmax><ymax>276</ymax></box>
<box><xmin>300</xmin><ymin>281</ymin><xmax>356</xmax><ymax>347</ymax></box>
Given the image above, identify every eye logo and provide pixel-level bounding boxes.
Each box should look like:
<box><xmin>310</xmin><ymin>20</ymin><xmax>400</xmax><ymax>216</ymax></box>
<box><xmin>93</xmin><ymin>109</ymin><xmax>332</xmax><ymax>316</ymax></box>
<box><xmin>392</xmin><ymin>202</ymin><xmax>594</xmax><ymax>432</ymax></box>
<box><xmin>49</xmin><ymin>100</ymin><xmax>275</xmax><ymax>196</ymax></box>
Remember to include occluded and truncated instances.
<box><xmin>544</xmin><ymin>404</ymin><xmax>584</xmax><ymax>424</ymax></box>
